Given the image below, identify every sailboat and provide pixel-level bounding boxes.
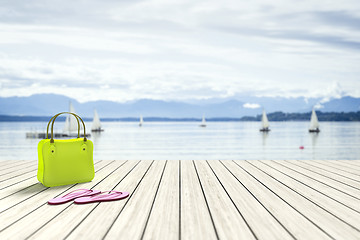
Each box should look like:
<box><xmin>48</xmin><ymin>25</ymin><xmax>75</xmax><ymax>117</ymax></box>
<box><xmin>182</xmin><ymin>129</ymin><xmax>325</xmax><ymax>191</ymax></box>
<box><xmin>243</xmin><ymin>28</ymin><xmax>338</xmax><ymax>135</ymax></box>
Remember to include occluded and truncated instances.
<box><xmin>26</xmin><ymin>101</ymin><xmax>90</xmax><ymax>138</ymax></box>
<box><xmin>91</xmin><ymin>109</ymin><xmax>104</xmax><ymax>132</ymax></box>
<box><xmin>259</xmin><ymin>109</ymin><xmax>270</xmax><ymax>132</ymax></box>
<box><xmin>139</xmin><ymin>115</ymin><xmax>143</xmax><ymax>127</ymax></box>
<box><xmin>309</xmin><ymin>108</ymin><xmax>320</xmax><ymax>133</ymax></box>
<box><xmin>63</xmin><ymin>102</ymin><xmax>79</xmax><ymax>134</ymax></box>
<box><xmin>63</xmin><ymin>101</ymin><xmax>90</xmax><ymax>137</ymax></box>
<box><xmin>199</xmin><ymin>115</ymin><xmax>206</xmax><ymax>127</ymax></box>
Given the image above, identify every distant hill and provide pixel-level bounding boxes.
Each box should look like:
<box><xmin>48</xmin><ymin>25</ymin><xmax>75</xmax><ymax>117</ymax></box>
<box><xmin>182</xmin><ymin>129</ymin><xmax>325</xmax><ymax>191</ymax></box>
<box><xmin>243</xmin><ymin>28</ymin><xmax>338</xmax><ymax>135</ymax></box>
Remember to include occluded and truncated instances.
<box><xmin>1</xmin><ymin>111</ymin><xmax>360</xmax><ymax>122</ymax></box>
<box><xmin>320</xmin><ymin>96</ymin><xmax>360</xmax><ymax>112</ymax></box>
<box><xmin>0</xmin><ymin>94</ymin><xmax>359</xmax><ymax>118</ymax></box>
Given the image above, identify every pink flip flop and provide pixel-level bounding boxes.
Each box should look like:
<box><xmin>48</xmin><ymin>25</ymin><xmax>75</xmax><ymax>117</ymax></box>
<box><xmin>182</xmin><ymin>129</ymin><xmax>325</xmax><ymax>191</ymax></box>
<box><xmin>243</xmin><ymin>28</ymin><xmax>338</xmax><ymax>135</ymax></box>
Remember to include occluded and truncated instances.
<box><xmin>48</xmin><ymin>189</ymin><xmax>101</xmax><ymax>205</ymax></box>
<box><xmin>74</xmin><ymin>191</ymin><xmax>129</xmax><ymax>204</ymax></box>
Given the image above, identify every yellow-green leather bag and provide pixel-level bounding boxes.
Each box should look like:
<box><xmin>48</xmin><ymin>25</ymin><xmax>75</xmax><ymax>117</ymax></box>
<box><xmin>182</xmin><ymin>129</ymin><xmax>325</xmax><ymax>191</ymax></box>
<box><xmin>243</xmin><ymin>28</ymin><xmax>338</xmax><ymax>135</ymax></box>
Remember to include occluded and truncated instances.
<box><xmin>37</xmin><ymin>112</ymin><xmax>95</xmax><ymax>187</ymax></box>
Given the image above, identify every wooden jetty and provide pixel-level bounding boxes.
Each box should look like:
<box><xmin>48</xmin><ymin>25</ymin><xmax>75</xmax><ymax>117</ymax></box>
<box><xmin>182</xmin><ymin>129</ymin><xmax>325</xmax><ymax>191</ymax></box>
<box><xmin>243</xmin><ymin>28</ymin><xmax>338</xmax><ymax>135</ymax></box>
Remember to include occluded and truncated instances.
<box><xmin>0</xmin><ymin>160</ymin><xmax>359</xmax><ymax>239</ymax></box>
<box><xmin>26</xmin><ymin>132</ymin><xmax>90</xmax><ymax>139</ymax></box>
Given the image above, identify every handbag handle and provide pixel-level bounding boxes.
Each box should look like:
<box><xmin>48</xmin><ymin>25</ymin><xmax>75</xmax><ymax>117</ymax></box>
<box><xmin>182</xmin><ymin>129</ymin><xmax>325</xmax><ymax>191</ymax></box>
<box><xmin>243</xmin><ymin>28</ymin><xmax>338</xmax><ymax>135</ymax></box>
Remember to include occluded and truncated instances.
<box><xmin>46</xmin><ymin>112</ymin><xmax>80</xmax><ymax>139</ymax></box>
<box><xmin>46</xmin><ymin>112</ymin><xmax>87</xmax><ymax>143</ymax></box>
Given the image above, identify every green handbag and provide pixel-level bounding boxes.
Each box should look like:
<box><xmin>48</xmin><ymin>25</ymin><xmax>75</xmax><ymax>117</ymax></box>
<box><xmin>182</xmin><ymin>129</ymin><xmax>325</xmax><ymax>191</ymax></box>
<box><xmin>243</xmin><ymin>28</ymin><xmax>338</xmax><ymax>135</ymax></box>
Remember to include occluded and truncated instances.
<box><xmin>37</xmin><ymin>112</ymin><xmax>95</xmax><ymax>187</ymax></box>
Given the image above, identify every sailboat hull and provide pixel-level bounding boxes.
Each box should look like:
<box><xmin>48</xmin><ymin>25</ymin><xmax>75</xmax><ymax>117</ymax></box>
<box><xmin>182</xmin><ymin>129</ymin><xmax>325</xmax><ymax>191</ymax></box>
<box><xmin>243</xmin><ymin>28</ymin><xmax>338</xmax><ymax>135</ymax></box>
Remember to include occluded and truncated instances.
<box><xmin>309</xmin><ymin>128</ymin><xmax>320</xmax><ymax>133</ymax></box>
<box><xmin>91</xmin><ymin>129</ymin><xmax>104</xmax><ymax>132</ymax></box>
<box><xmin>260</xmin><ymin>128</ymin><xmax>270</xmax><ymax>132</ymax></box>
<box><xmin>260</xmin><ymin>129</ymin><xmax>270</xmax><ymax>132</ymax></box>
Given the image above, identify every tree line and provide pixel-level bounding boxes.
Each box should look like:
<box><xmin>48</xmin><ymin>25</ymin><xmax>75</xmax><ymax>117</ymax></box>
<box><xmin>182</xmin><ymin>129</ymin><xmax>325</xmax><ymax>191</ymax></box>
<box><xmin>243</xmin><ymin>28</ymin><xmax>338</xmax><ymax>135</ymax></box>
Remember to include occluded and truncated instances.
<box><xmin>241</xmin><ymin>111</ymin><xmax>360</xmax><ymax>121</ymax></box>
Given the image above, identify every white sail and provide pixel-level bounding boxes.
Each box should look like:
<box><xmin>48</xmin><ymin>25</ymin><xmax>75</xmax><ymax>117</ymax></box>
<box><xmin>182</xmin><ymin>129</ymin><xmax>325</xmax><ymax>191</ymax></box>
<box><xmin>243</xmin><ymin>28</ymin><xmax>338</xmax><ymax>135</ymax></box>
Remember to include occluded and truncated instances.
<box><xmin>309</xmin><ymin>108</ymin><xmax>319</xmax><ymax>129</ymax></box>
<box><xmin>199</xmin><ymin>115</ymin><xmax>206</xmax><ymax>127</ymax></box>
<box><xmin>261</xmin><ymin>109</ymin><xmax>269</xmax><ymax>129</ymax></box>
<box><xmin>63</xmin><ymin>102</ymin><xmax>80</xmax><ymax>132</ymax></box>
<box><xmin>139</xmin><ymin>115</ymin><xmax>143</xmax><ymax>126</ymax></box>
<box><xmin>201</xmin><ymin>115</ymin><xmax>206</xmax><ymax>124</ymax></box>
<box><xmin>91</xmin><ymin>109</ymin><xmax>102</xmax><ymax>130</ymax></box>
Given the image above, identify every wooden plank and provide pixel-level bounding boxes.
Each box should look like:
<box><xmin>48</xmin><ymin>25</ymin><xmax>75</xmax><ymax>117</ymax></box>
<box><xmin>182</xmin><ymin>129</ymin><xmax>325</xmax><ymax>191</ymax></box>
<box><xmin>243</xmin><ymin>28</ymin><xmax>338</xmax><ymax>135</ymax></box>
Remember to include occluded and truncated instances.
<box><xmin>302</xmin><ymin>161</ymin><xmax>360</xmax><ymax>181</ymax></box>
<box><xmin>178</xmin><ymin>160</ymin><xmax>218</xmax><ymax>240</ymax></box>
<box><xmin>0</xmin><ymin>160</ymin><xmax>102</xmax><ymax>191</ymax></box>
<box><xmin>312</xmin><ymin>160</ymin><xmax>360</xmax><ymax>177</ymax></box>
<box><xmin>275</xmin><ymin>161</ymin><xmax>360</xmax><ymax>199</ymax></box>
<box><xmin>0</xmin><ymin>182</ymin><xmax>47</xmax><ymax>213</ymax></box>
<box><xmin>0</xmin><ymin>161</ymin><xmax>103</xmax><ymax>199</ymax></box>
<box><xmin>222</xmin><ymin>160</ymin><xmax>331</xmax><ymax>240</ymax></box>
<box><xmin>0</xmin><ymin>160</ymin><xmax>23</xmax><ymax>168</ymax></box>
<box><xmin>0</xmin><ymin>180</ymin><xmax>38</xmax><ymax>200</ymax></box>
<box><xmin>0</xmin><ymin>160</ymin><xmax>108</xmax><ymax>211</ymax></box>
<box><xmin>142</xmin><ymin>160</ymin><xmax>179</xmax><ymax>240</ymax></box>
<box><xmin>326</xmin><ymin>160</ymin><xmax>360</xmax><ymax>170</ymax></box>
<box><xmin>65</xmin><ymin>160</ymin><xmax>155</xmax><ymax>240</ymax></box>
<box><xmin>0</xmin><ymin>160</ymin><xmax>117</xmax><ymax>239</ymax></box>
<box><xmin>338</xmin><ymin>160</ymin><xmax>360</xmax><ymax>167</ymax></box>
<box><xmin>0</xmin><ymin>161</ymin><xmax>36</xmax><ymax>174</ymax></box>
<box><xmin>0</xmin><ymin>172</ymin><xmax>37</xmax><ymax>191</ymax></box>
<box><xmin>253</xmin><ymin>161</ymin><xmax>360</xmax><ymax>228</ymax></box>
<box><xmin>196</xmin><ymin>160</ymin><xmax>272</xmax><ymax>239</ymax></box>
<box><xmin>0</xmin><ymin>160</ymin><xmax>359</xmax><ymax>239</ymax></box>
<box><xmin>26</xmin><ymin>160</ymin><xmax>141</xmax><ymax>240</ymax></box>
<box><xmin>236</xmin><ymin>160</ymin><xmax>360</xmax><ymax>239</ymax></box>
<box><xmin>208</xmin><ymin>160</ymin><xmax>297</xmax><ymax>240</ymax></box>
<box><xmin>0</xmin><ymin>165</ymin><xmax>38</xmax><ymax>182</ymax></box>
<box><xmin>0</xmin><ymin>169</ymin><xmax>37</xmax><ymax>189</ymax></box>
<box><xmin>104</xmin><ymin>161</ymin><xmax>167</xmax><ymax>239</ymax></box>
<box><xmin>290</xmin><ymin>161</ymin><xmax>360</xmax><ymax>190</ymax></box>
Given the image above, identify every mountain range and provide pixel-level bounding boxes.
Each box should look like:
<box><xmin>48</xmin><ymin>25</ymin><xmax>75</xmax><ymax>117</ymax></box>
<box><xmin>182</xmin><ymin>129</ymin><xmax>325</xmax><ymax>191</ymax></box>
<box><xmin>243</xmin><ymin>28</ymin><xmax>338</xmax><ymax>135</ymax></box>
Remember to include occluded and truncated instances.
<box><xmin>0</xmin><ymin>94</ymin><xmax>359</xmax><ymax>118</ymax></box>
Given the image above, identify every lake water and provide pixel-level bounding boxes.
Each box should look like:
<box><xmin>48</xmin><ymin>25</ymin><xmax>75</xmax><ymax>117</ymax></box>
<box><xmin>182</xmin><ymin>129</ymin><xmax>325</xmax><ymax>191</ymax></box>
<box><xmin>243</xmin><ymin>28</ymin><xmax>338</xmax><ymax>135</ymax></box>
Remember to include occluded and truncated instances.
<box><xmin>0</xmin><ymin>121</ymin><xmax>359</xmax><ymax>160</ymax></box>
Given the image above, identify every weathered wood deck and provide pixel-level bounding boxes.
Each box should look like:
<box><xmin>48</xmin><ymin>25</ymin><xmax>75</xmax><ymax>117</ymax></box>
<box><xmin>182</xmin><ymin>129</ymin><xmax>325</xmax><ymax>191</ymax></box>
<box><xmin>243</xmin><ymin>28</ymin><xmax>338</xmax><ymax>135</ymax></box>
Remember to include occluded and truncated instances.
<box><xmin>0</xmin><ymin>160</ymin><xmax>359</xmax><ymax>240</ymax></box>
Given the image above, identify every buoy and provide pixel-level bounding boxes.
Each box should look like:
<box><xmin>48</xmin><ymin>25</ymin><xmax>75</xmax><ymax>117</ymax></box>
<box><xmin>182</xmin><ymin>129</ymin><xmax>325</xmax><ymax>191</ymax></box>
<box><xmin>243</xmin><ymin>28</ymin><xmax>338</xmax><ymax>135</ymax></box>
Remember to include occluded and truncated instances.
<box><xmin>299</xmin><ymin>146</ymin><xmax>304</xmax><ymax>150</ymax></box>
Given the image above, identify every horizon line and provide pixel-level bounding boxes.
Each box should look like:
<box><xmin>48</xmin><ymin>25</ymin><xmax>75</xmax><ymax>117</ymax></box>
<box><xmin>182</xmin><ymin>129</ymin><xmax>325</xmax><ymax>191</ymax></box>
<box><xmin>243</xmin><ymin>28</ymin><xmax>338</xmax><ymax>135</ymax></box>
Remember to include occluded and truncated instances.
<box><xmin>1</xmin><ymin>110</ymin><xmax>360</xmax><ymax>122</ymax></box>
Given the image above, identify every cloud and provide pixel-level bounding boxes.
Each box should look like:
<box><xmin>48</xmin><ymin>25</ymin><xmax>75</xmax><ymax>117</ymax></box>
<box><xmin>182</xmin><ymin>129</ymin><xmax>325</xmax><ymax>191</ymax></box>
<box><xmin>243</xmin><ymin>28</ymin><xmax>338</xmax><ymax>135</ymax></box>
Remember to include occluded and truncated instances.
<box><xmin>243</xmin><ymin>103</ymin><xmax>261</xmax><ymax>109</ymax></box>
<box><xmin>318</xmin><ymin>81</ymin><xmax>345</xmax><ymax>103</ymax></box>
<box><xmin>311</xmin><ymin>81</ymin><xmax>346</xmax><ymax>108</ymax></box>
<box><xmin>313</xmin><ymin>10</ymin><xmax>360</xmax><ymax>31</ymax></box>
<box><xmin>0</xmin><ymin>0</ymin><xmax>359</xmax><ymax>102</ymax></box>
<box><xmin>314</xmin><ymin>103</ymin><xmax>324</xmax><ymax>109</ymax></box>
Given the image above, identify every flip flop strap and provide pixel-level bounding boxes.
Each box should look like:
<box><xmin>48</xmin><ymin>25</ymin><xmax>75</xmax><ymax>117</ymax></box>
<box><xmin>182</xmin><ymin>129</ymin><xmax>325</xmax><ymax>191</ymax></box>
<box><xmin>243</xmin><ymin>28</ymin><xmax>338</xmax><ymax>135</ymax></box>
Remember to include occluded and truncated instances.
<box><xmin>88</xmin><ymin>191</ymin><xmax>123</xmax><ymax>200</ymax></box>
<box><xmin>63</xmin><ymin>189</ymin><xmax>92</xmax><ymax>198</ymax></box>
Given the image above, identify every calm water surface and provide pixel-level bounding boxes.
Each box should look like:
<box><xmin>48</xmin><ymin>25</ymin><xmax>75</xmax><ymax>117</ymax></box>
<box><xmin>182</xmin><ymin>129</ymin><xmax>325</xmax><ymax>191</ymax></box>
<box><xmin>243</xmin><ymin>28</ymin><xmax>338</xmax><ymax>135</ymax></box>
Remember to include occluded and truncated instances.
<box><xmin>0</xmin><ymin>121</ymin><xmax>359</xmax><ymax>160</ymax></box>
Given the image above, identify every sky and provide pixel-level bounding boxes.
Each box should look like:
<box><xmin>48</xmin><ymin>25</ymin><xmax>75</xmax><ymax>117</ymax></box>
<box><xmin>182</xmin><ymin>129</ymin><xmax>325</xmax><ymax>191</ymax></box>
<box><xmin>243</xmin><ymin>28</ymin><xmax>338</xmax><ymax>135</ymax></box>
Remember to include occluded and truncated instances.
<box><xmin>0</xmin><ymin>0</ymin><xmax>359</xmax><ymax>103</ymax></box>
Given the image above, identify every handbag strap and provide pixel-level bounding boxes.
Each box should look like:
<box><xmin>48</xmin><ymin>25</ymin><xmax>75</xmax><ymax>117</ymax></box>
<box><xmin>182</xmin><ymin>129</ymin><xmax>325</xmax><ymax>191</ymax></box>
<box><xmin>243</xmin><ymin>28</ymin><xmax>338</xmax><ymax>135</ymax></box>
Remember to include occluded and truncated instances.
<box><xmin>46</xmin><ymin>112</ymin><xmax>87</xmax><ymax>143</ymax></box>
<box><xmin>46</xmin><ymin>113</ymin><xmax>80</xmax><ymax>139</ymax></box>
